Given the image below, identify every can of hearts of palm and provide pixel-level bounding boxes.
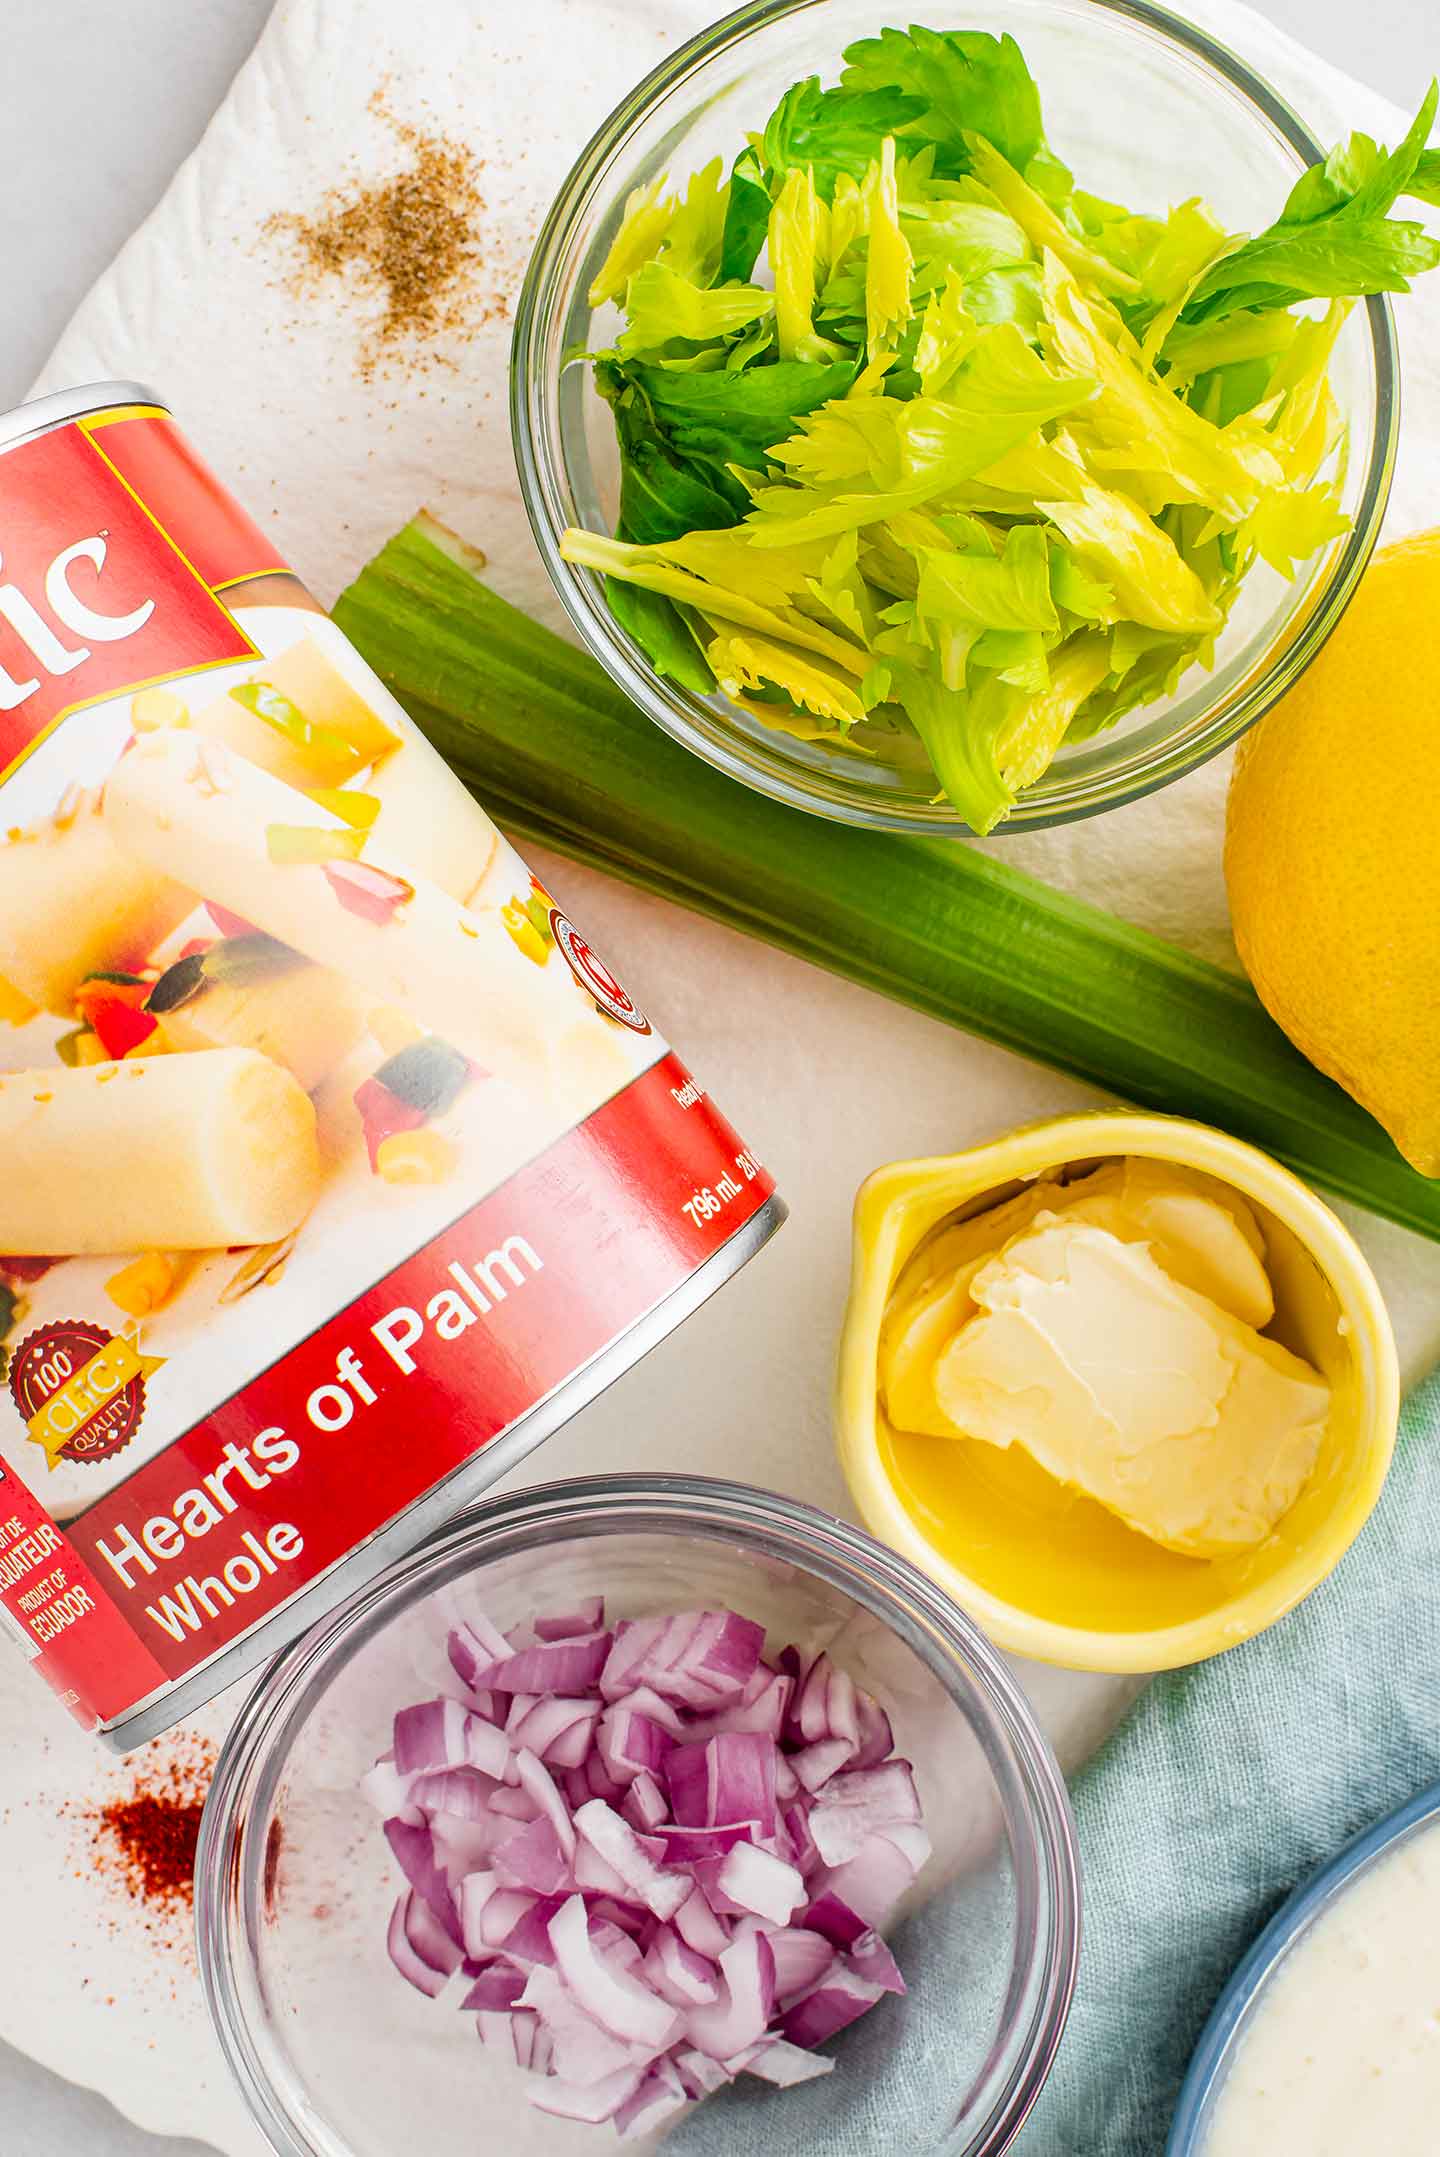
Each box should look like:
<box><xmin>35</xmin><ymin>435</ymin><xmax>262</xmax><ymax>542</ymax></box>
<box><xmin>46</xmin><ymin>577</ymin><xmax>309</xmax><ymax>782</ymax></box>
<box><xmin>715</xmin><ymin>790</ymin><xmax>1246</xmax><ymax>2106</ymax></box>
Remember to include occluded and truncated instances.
<box><xmin>0</xmin><ymin>383</ymin><xmax>783</xmax><ymax>1750</ymax></box>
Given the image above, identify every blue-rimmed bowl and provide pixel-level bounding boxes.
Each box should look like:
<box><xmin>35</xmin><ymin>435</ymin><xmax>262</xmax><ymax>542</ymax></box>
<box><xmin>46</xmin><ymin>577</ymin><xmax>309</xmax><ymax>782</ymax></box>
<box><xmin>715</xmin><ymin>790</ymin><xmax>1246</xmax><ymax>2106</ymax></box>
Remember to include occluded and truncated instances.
<box><xmin>1167</xmin><ymin>1778</ymin><xmax>1440</xmax><ymax>2153</ymax></box>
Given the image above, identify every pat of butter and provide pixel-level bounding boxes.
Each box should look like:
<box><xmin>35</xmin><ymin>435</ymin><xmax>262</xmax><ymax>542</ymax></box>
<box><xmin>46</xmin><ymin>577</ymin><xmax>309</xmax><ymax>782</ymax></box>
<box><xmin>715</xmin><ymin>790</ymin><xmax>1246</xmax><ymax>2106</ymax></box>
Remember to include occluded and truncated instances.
<box><xmin>931</xmin><ymin>1220</ymin><xmax>1328</xmax><ymax>1557</ymax></box>
<box><xmin>880</xmin><ymin>1158</ymin><xmax>1273</xmax><ymax>1441</ymax></box>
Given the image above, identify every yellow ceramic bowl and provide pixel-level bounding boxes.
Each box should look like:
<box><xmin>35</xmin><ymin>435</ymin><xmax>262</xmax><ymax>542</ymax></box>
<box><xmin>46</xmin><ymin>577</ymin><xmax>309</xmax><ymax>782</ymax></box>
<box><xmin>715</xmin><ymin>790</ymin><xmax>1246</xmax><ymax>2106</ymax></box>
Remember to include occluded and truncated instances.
<box><xmin>837</xmin><ymin>1113</ymin><xmax>1400</xmax><ymax>1673</ymax></box>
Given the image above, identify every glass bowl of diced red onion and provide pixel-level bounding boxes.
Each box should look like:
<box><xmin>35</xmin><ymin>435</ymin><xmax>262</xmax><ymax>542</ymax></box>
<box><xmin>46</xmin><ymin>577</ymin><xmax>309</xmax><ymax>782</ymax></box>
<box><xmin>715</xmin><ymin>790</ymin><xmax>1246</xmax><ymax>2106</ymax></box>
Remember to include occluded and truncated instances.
<box><xmin>196</xmin><ymin>1475</ymin><xmax>1079</xmax><ymax>2155</ymax></box>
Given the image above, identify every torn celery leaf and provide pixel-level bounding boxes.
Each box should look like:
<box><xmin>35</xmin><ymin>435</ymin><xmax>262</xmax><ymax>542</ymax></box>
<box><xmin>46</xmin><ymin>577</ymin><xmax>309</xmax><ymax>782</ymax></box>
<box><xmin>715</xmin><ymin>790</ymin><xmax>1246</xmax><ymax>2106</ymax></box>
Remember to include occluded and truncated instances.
<box><xmin>744</xmin><ymin>324</ymin><xmax>1095</xmax><ymax>544</ymax></box>
<box><xmin>1178</xmin><ymin>82</ymin><xmax>1440</xmax><ymax>325</ymax></box>
<box><xmin>599</xmin><ymin>366</ymin><xmax>741</xmax><ymax>542</ymax></box>
<box><xmin>769</xmin><ymin>167</ymin><xmax>836</xmax><ymax>362</ymax></box>
<box><xmin>558</xmin><ymin>529</ymin><xmax>871</xmax><ymax>677</ymax></box>
<box><xmin>659</xmin><ymin>158</ymin><xmax>729</xmax><ymax>285</ymax></box>
<box><xmin>965</xmin><ymin>136</ymin><xmax>1141</xmax><ymax>297</ymax></box>
<box><xmin>864</xmin><ymin>137</ymin><xmax>914</xmax><ymax>357</ymax></box>
<box><xmin>840</xmin><ymin>25</ymin><xmax>1047</xmax><ymax>176</ymax></box>
<box><xmin>615</xmin><ymin>263</ymin><xmax>772</xmax><ymax>358</ymax></box>
<box><xmin>589</xmin><ymin>176</ymin><xmax>673</xmax><ymax>306</ymax></box>
<box><xmin>606</xmin><ymin>582</ymin><xmax>716</xmax><ymax>695</ymax></box>
<box><xmin>916</xmin><ymin>523</ymin><xmax>1058</xmax><ymax>634</ymax></box>
<box><xmin>890</xmin><ymin>659</ymin><xmax>1015</xmax><ymax>832</ymax></box>
<box><xmin>620</xmin><ymin>356</ymin><xmax>859</xmax><ymax>478</ymax></box>
<box><xmin>760</xmin><ymin>75</ymin><xmax>921</xmax><ymax>196</ymax></box>
<box><xmin>718</xmin><ymin>145</ymin><xmax>772</xmax><ymax>284</ymax></box>
<box><xmin>1039</xmin><ymin>485</ymin><xmax>1221</xmax><ymax>634</ymax></box>
<box><xmin>1040</xmin><ymin>256</ymin><xmax>1276</xmax><ymax>521</ymax></box>
<box><xmin>706</xmin><ymin>630</ymin><xmax>868</xmax><ymax>726</ymax></box>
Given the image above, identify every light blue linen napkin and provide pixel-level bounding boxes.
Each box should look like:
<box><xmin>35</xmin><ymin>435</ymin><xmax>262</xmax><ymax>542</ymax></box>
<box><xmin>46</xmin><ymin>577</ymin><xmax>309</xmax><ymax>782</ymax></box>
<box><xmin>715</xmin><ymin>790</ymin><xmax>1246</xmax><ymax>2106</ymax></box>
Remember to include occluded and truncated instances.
<box><xmin>675</xmin><ymin>1369</ymin><xmax>1440</xmax><ymax>2155</ymax></box>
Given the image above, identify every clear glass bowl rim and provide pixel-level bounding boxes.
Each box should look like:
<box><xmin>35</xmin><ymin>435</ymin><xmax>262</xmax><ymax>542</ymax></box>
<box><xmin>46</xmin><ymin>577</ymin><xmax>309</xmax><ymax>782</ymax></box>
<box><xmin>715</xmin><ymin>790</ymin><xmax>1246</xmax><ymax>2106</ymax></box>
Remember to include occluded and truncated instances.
<box><xmin>510</xmin><ymin>0</ymin><xmax>1399</xmax><ymax>836</ymax></box>
<box><xmin>196</xmin><ymin>1472</ymin><xmax>1082</xmax><ymax>2157</ymax></box>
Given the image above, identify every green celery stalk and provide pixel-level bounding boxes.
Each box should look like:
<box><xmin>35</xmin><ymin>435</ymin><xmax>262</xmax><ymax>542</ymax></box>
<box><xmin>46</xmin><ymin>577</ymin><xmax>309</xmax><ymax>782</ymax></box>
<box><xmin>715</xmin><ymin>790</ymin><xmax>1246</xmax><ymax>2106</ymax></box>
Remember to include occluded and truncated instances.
<box><xmin>334</xmin><ymin>513</ymin><xmax>1440</xmax><ymax>1242</ymax></box>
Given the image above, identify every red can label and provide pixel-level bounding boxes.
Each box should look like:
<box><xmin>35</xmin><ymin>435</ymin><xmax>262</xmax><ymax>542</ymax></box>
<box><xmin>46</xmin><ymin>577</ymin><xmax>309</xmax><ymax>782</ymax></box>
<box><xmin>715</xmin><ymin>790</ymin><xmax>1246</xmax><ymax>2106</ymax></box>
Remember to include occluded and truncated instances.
<box><xmin>0</xmin><ymin>398</ymin><xmax>776</xmax><ymax>1737</ymax></box>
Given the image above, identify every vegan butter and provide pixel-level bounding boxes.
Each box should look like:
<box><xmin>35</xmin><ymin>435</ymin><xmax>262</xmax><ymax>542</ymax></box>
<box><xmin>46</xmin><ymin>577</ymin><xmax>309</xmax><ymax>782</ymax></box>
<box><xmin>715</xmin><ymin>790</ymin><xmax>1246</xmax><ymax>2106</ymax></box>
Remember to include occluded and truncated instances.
<box><xmin>879</xmin><ymin>1160</ymin><xmax>1329</xmax><ymax>1558</ymax></box>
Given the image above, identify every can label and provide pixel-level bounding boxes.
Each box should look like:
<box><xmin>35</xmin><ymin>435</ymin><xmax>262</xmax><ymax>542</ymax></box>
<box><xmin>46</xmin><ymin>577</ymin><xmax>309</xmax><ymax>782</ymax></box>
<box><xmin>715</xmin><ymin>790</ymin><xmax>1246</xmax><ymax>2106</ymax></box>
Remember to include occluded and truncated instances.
<box><xmin>0</xmin><ymin>398</ymin><xmax>776</xmax><ymax>1735</ymax></box>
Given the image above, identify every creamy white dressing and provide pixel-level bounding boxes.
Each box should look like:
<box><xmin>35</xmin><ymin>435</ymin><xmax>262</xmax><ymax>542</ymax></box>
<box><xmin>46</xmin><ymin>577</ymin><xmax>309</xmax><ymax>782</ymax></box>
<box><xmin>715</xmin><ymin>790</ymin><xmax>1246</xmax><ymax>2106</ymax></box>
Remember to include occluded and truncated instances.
<box><xmin>1205</xmin><ymin>1816</ymin><xmax>1440</xmax><ymax>2156</ymax></box>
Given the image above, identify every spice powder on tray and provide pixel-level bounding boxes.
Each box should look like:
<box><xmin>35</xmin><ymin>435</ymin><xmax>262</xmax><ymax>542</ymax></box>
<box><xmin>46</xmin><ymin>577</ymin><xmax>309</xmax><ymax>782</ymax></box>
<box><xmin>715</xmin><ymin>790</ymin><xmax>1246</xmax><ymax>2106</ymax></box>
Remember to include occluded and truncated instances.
<box><xmin>81</xmin><ymin>1734</ymin><xmax>217</xmax><ymax>1946</ymax></box>
<box><xmin>265</xmin><ymin>94</ymin><xmax>499</xmax><ymax>379</ymax></box>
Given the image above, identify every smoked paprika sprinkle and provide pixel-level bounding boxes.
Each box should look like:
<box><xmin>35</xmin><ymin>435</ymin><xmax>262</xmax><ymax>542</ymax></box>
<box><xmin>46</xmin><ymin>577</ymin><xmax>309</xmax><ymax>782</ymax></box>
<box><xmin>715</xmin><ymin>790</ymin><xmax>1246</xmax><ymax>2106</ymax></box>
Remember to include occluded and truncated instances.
<box><xmin>91</xmin><ymin>1737</ymin><xmax>217</xmax><ymax>1919</ymax></box>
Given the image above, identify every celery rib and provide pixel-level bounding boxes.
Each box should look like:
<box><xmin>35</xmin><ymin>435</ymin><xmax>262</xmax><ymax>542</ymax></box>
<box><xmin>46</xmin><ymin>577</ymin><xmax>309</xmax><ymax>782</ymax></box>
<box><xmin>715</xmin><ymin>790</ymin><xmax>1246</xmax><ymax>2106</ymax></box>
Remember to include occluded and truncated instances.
<box><xmin>334</xmin><ymin>515</ymin><xmax>1440</xmax><ymax>1243</ymax></box>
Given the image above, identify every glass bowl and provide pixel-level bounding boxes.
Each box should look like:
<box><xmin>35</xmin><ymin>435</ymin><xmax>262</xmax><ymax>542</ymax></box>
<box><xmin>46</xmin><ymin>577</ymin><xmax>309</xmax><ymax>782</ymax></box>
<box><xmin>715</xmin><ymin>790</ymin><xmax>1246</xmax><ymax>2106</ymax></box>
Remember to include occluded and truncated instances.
<box><xmin>511</xmin><ymin>0</ymin><xmax>1397</xmax><ymax>836</ymax></box>
<box><xmin>197</xmin><ymin>1474</ymin><xmax>1079</xmax><ymax>2157</ymax></box>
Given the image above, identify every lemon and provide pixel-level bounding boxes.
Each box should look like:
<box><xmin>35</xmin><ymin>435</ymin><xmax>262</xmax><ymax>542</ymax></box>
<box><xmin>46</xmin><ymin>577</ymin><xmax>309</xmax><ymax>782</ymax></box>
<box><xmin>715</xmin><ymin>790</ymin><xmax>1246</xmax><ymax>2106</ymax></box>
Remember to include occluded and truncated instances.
<box><xmin>1225</xmin><ymin>532</ymin><xmax>1440</xmax><ymax>1176</ymax></box>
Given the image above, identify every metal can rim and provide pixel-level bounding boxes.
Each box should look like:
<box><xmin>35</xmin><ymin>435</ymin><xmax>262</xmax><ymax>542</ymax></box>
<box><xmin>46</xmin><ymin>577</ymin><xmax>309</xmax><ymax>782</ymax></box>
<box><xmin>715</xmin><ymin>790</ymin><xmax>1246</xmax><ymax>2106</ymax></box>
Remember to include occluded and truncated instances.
<box><xmin>0</xmin><ymin>381</ymin><xmax>169</xmax><ymax>457</ymax></box>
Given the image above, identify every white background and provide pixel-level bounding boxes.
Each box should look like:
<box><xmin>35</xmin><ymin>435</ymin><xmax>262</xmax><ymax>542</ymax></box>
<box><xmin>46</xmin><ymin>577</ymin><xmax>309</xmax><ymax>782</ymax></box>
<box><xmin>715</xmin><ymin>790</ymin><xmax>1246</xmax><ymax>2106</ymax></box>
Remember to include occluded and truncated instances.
<box><xmin>1</xmin><ymin>0</ymin><xmax>1436</xmax><ymax>2151</ymax></box>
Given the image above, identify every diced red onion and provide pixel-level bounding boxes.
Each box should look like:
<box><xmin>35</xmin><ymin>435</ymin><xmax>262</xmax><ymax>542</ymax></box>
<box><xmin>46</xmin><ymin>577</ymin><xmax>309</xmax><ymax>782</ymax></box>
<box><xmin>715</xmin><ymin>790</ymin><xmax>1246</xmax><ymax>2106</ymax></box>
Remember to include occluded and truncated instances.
<box><xmin>575</xmin><ymin>1799</ymin><xmax>690</xmax><ymax>1921</ymax></box>
<box><xmin>622</xmin><ymin>1771</ymin><xmax>668</xmax><ymax>1833</ymax></box>
<box><xmin>519</xmin><ymin>1967</ymin><xmax>641</xmax><ymax>2087</ymax></box>
<box><xmin>851</xmin><ymin>1691</ymin><xmax>894</xmax><ymax>1771</ymax></box>
<box><xmin>601</xmin><ymin>1612</ymin><xmax>765</xmax><ymax>1709</ymax></box>
<box><xmin>478</xmin><ymin>1888</ymin><xmax>538</xmax><ymax>1950</ymax></box>
<box><xmin>476</xmin><ymin>1631</ymin><xmax>612</xmax><ymax>1696</ymax></box>
<box><xmin>459</xmin><ymin>1870</ymin><xmax>499</xmax><ymax>1960</ymax></box>
<box><xmin>384</xmin><ymin>1819</ymin><xmax>460</xmax><ymax>1941</ymax></box>
<box><xmin>614</xmin><ymin>2061</ymin><xmax>691</xmax><ymax>2138</ymax></box>
<box><xmin>590</xmin><ymin>1915</ymin><xmax>647</xmax><ymax>1976</ymax></box>
<box><xmin>573</xmin><ymin>1836</ymin><xmax>636</xmax><ymax>1902</ymax></box>
<box><xmin>710</xmin><ymin>1842</ymin><xmax>805</xmax><ymax>1926</ymax></box>
<box><xmin>784</xmin><ymin>1801</ymin><xmax>822</xmax><ymax>1879</ymax></box>
<box><xmin>684</xmin><ymin>1668</ymin><xmax>793</xmax><ymax>1743</ymax></box>
<box><xmin>810</xmin><ymin>1761</ymin><xmax>922</xmax><ymax>1866</ymax></box>
<box><xmin>781</xmin><ymin>1966</ymin><xmax>887</xmax><ymax>2049</ymax></box>
<box><xmin>770</xmin><ymin>1927</ymin><xmax>837</xmax><ymax>2007</ymax></box>
<box><xmin>460</xmin><ymin>1963</ymin><xmax>526</xmax><ymax>2011</ymax></box>
<box><xmin>360</xmin><ymin>1756</ymin><xmax>421</xmax><ymax>1824</ymax></box>
<box><xmin>800</xmin><ymin>1889</ymin><xmax>867</xmax><ymax>1948</ymax></box>
<box><xmin>666</xmin><ymin>1732</ymin><xmax>778</xmax><ymax>1837</ymax></box>
<box><xmin>410</xmin><ymin>1767</ymin><xmax>496</xmax><ymax>1822</ymax></box>
<box><xmin>849</xmin><ymin>1928</ymin><xmax>907</xmax><ymax>1996</ymax></box>
<box><xmin>588</xmin><ymin>1895</ymin><xmax>651</xmax><ymax>1941</ymax></box>
<box><xmin>493</xmin><ymin>1813</ymin><xmax>573</xmax><ymax>1897</ymax></box>
<box><xmin>672</xmin><ymin>2046</ymin><xmax>732</xmax><ymax>2099</ymax></box>
<box><xmin>386</xmin><ymin>1894</ymin><xmax>456</xmax><ymax>1997</ymax></box>
<box><xmin>707</xmin><ymin>1732</ymin><xmax>780</xmax><ymax>1834</ymax></box>
<box><xmin>515</xmin><ymin>1748</ymin><xmax>576</xmax><ymax>1859</ymax></box>
<box><xmin>642</xmin><ymin>1925</ymin><xmax>721</xmax><ymax>2009</ymax></box>
<box><xmin>791</xmin><ymin>1736</ymin><xmax>856</xmax><ymax>1794</ymax></box>
<box><xmin>507</xmin><ymin>1695</ymin><xmax>601</xmax><ymax>1770</ymax></box>
<box><xmin>598</xmin><ymin>1701</ymin><xmax>677</xmax><ymax>1785</ymax></box>
<box><xmin>810</xmin><ymin>1829</ymin><xmax>923</xmax><ymax>1930</ymax></box>
<box><xmin>392</xmin><ymin>1698</ymin><xmax>470</xmax><ymax>1775</ymax></box>
<box><xmin>534</xmin><ymin>1599</ymin><xmax>605</xmax><ymax>1641</ymax></box>
<box><xmin>609</xmin><ymin>1684</ymin><xmax>685</xmax><ymax>1736</ymax></box>
<box><xmin>527</xmin><ymin>2064</ymin><xmax>647</xmax><ymax>2124</ymax></box>
<box><xmin>735</xmin><ymin>2035</ymin><xmax>835</xmax><ymax>2086</ymax></box>
<box><xmin>583</xmin><ymin>1750</ymin><xmax>627</xmax><ymax>1805</ymax></box>
<box><xmin>486</xmin><ymin>1783</ymin><xmax>540</xmax><ymax>1823</ymax></box>
<box><xmin>684</xmin><ymin>1930</ymin><xmax>777</xmax><ymax>2060</ymax></box>
<box><xmin>448</xmin><ymin>1614</ymin><xmax>510</xmax><ymax>1692</ymax></box>
<box><xmin>788</xmin><ymin>1652</ymin><xmax>862</xmax><ymax>1753</ymax></box>
<box><xmin>374</xmin><ymin>1603</ymin><xmax>923</xmax><ymax>2132</ymax></box>
<box><xmin>654</xmin><ymin>1822</ymin><xmax>756</xmax><ymax>1865</ymax></box>
<box><xmin>548</xmin><ymin>1894</ymin><xmax>682</xmax><ymax>2051</ymax></box>
<box><xmin>491</xmin><ymin>1892</ymin><xmax>566</xmax><ymax>1966</ymax></box>
<box><xmin>673</xmin><ymin>1883</ymin><xmax>731</xmax><ymax>1961</ymax></box>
